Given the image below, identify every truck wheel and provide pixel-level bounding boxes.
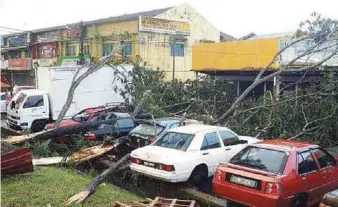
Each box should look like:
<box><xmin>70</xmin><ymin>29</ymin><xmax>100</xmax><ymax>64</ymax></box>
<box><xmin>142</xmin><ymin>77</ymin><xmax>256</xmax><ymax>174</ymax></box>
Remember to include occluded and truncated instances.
<box><xmin>188</xmin><ymin>165</ymin><xmax>208</xmax><ymax>186</ymax></box>
<box><xmin>31</xmin><ymin>121</ymin><xmax>46</xmax><ymax>133</ymax></box>
<box><xmin>291</xmin><ymin>194</ymin><xmax>307</xmax><ymax>207</ymax></box>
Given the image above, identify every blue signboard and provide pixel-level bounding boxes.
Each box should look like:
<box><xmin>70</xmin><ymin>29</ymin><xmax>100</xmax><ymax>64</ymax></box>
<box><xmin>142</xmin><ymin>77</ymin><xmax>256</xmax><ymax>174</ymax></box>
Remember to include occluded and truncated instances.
<box><xmin>8</xmin><ymin>35</ymin><xmax>27</xmax><ymax>47</ymax></box>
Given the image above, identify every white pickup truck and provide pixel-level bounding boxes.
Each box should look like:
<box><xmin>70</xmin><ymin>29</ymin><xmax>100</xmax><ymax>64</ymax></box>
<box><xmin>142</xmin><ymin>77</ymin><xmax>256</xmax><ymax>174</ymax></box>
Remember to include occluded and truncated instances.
<box><xmin>7</xmin><ymin>65</ymin><xmax>132</xmax><ymax>132</ymax></box>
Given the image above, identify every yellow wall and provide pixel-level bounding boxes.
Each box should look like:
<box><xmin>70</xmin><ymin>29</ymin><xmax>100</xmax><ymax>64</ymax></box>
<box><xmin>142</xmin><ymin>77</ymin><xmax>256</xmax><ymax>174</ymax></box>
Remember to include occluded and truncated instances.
<box><xmin>192</xmin><ymin>38</ymin><xmax>280</xmax><ymax>71</ymax></box>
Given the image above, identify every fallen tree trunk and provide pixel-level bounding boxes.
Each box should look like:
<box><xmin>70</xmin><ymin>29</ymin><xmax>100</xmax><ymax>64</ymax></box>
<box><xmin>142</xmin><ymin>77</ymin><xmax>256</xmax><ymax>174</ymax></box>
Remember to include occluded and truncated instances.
<box><xmin>4</xmin><ymin>117</ymin><xmax>130</xmax><ymax>144</ymax></box>
<box><xmin>64</xmin><ymin>153</ymin><xmax>131</xmax><ymax>205</ymax></box>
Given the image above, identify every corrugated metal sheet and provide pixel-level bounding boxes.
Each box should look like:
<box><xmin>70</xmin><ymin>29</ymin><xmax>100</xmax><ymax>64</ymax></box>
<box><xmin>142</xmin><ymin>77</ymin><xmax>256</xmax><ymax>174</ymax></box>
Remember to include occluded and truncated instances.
<box><xmin>1</xmin><ymin>148</ymin><xmax>33</xmax><ymax>175</ymax></box>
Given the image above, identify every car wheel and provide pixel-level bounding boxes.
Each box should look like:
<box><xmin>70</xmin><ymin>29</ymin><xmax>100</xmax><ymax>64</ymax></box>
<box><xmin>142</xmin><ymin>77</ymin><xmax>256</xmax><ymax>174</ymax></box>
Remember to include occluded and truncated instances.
<box><xmin>31</xmin><ymin>121</ymin><xmax>46</xmax><ymax>133</ymax></box>
<box><xmin>291</xmin><ymin>194</ymin><xmax>307</xmax><ymax>207</ymax></box>
<box><xmin>189</xmin><ymin>165</ymin><xmax>208</xmax><ymax>186</ymax></box>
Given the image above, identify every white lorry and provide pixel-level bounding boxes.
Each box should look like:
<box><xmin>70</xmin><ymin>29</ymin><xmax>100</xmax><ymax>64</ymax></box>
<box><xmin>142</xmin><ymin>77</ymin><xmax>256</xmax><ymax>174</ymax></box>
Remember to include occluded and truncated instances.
<box><xmin>7</xmin><ymin>65</ymin><xmax>132</xmax><ymax>132</ymax></box>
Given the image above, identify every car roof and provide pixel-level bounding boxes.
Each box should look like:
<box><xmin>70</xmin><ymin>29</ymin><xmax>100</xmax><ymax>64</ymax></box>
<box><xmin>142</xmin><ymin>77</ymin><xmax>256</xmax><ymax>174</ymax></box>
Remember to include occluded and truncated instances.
<box><xmin>19</xmin><ymin>89</ymin><xmax>47</xmax><ymax>96</ymax></box>
<box><xmin>110</xmin><ymin>112</ymin><xmax>131</xmax><ymax>118</ymax></box>
<box><xmin>252</xmin><ymin>139</ymin><xmax>317</xmax><ymax>151</ymax></box>
<box><xmin>167</xmin><ymin>124</ymin><xmax>227</xmax><ymax>134</ymax></box>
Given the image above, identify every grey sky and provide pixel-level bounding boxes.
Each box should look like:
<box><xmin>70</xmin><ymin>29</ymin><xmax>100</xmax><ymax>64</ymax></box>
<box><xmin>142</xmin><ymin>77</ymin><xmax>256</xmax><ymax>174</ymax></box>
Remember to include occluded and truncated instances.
<box><xmin>1</xmin><ymin>0</ymin><xmax>338</xmax><ymax>38</ymax></box>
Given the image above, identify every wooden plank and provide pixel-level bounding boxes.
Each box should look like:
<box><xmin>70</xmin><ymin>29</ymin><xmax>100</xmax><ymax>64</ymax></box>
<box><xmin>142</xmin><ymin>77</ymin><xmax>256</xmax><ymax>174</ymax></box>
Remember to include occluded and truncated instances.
<box><xmin>149</xmin><ymin>197</ymin><xmax>160</xmax><ymax>207</ymax></box>
<box><xmin>169</xmin><ymin>199</ymin><xmax>177</xmax><ymax>207</ymax></box>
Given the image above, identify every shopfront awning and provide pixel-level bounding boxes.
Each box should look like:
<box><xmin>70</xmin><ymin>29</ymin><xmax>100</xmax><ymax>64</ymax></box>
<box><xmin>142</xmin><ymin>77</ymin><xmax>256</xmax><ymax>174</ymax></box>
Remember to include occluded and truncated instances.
<box><xmin>1</xmin><ymin>45</ymin><xmax>28</xmax><ymax>52</ymax></box>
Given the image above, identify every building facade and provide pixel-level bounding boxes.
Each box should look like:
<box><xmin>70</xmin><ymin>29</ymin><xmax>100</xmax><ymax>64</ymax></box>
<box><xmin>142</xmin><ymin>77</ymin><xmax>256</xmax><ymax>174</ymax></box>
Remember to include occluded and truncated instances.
<box><xmin>1</xmin><ymin>4</ymin><xmax>220</xmax><ymax>85</ymax></box>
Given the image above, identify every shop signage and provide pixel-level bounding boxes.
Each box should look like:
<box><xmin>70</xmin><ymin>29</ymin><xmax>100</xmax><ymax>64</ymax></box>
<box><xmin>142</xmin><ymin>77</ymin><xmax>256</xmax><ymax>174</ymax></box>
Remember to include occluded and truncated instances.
<box><xmin>36</xmin><ymin>31</ymin><xmax>58</xmax><ymax>42</ymax></box>
<box><xmin>66</xmin><ymin>24</ymin><xmax>81</xmax><ymax>39</ymax></box>
<box><xmin>139</xmin><ymin>16</ymin><xmax>190</xmax><ymax>36</ymax></box>
<box><xmin>33</xmin><ymin>58</ymin><xmax>57</xmax><ymax>67</ymax></box>
<box><xmin>8</xmin><ymin>34</ymin><xmax>29</xmax><ymax>47</ymax></box>
<box><xmin>8</xmin><ymin>58</ymin><xmax>32</xmax><ymax>70</ymax></box>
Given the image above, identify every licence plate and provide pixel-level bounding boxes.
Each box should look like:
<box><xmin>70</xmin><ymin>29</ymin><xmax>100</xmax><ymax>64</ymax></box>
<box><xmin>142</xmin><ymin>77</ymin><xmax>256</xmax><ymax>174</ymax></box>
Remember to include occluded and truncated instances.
<box><xmin>230</xmin><ymin>175</ymin><xmax>257</xmax><ymax>188</ymax></box>
<box><xmin>143</xmin><ymin>161</ymin><xmax>155</xmax><ymax>167</ymax></box>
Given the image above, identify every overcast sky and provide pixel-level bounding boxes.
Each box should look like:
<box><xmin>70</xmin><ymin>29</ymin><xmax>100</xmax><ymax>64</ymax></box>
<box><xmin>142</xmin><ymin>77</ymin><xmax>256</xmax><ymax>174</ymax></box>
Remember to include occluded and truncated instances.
<box><xmin>1</xmin><ymin>0</ymin><xmax>337</xmax><ymax>38</ymax></box>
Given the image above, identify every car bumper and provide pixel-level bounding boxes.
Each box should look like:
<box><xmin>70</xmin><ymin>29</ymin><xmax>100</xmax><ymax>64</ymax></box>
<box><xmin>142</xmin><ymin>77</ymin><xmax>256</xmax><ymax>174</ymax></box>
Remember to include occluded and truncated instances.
<box><xmin>130</xmin><ymin>163</ymin><xmax>179</xmax><ymax>183</ymax></box>
<box><xmin>213</xmin><ymin>180</ymin><xmax>291</xmax><ymax>207</ymax></box>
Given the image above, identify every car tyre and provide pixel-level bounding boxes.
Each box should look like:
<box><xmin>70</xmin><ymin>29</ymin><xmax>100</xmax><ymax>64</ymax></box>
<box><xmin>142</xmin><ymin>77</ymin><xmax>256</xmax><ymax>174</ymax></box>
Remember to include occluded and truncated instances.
<box><xmin>291</xmin><ymin>194</ymin><xmax>307</xmax><ymax>207</ymax></box>
<box><xmin>31</xmin><ymin>121</ymin><xmax>46</xmax><ymax>133</ymax></box>
<box><xmin>188</xmin><ymin>165</ymin><xmax>208</xmax><ymax>186</ymax></box>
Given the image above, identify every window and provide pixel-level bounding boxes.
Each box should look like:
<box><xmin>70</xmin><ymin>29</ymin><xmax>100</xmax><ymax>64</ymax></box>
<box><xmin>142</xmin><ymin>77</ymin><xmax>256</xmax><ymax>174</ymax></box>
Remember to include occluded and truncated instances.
<box><xmin>72</xmin><ymin>111</ymin><xmax>90</xmax><ymax>122</ymax></box>
<box><xmin>171</xmin><ymin>43</ymin><xmax>184</xmax><ymax>57</ymax></box>
<box><xmin>39</xmin><ymin>45</ymin><xmax>56</xmax><ymax>58</ymax></box>
<box><xmin>298</xmin><ymin>151</ymin><xmax>318</xmax><ymax>175</ymax></box>
<box><xmin>230</xmin><ymin>147</ymin><xmax>288</xmax><ymax>174</ymax></box>
<box><xmin>117</xmin><ymin>118</ymin><xmax>134</xmax><ymax>129</ymax></box>
<box><xmin>122</xmin><ymin>41</ymin><xmax>132</xmax><ymax>56</ymax></box>
<box><xmin>311</xmin><ymin>148</ymin><xmax>336</xmax><ymax>169</ymax></box>
<box><xmin>1</xmin><ymin>94</ymin><xmax>6</xmax><ymax>100</ymax></box>
<box><xmin>201</xmin><ymin>132</ymin><xmax>221</xmax><ymax>150</ymax></box>
<box><xmin>83</xmin><ymin>44</ymin><xmax>90</xmax><ymax>55</ymax></box>
<box><xmin>24</xmin><ymin>49</ymin><xmax>31</xmax><ymax>58</ymax></box>
<box><xmin>9</xmin><ymin>51</ymin><xmax>20</xmax><ymax>58</ymax></box>
<box><xmin>218</xmin><ymin>130</ymin><xmax>239</xmax><ymax>146</ymax></box>
<box><xmin>153</xmin><ymin>132</ymin><xmax>194</xmax><ymax>151</ymax></box>
<box><xmin>23</xmin><ymin>95</ymin><xmax>44</xmax><ymax>108</ymax></box>
<box><xmin>102</xmin><ymin>43</ymin><xmax>114</xmax><ymax>56</ymax></box>
<box><xmin>130</xmin><ymin>123</ymin><xmax>164</xmax><ymax>137</ymax></box>
<box><xmin>67</xmin><ymin>46</ymin><xmax>77</xmax><ymax>56</ymax></box>
<box><xmin>91</xmin><ymin>112</ymin><xmax>106</xmax><ymax>122</ymax></box>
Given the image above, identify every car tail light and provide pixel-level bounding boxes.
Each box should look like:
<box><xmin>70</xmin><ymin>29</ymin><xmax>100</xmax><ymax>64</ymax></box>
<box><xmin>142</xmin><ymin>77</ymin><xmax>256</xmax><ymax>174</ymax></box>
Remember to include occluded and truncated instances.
<box><xmin>265</xmin><ymin>182</ymin><xmax>283</xmax><ymax>195</ymax></box>
<box><xmin>158</xmin><ymin>164</ymin><xmax>175</xmax><ymax>172</ymax></box>
<box><xmin>214</xmin><ymin>169</ymin><xmax>223</xmax><ymax>181</ymax></box>
<box><xmin>131</xmin><ymin>157</ymin><xmax>143</xmax><ymax>165</ymax></box>
<box><xmin>149</xmin><ymin>136</ymin><xmax>157</xmax><ymax>143</ymax></box>
<box><xmin>84</xmin><ymin>133</ymin><xmax>96</xmax><ymax>140</ymax></box>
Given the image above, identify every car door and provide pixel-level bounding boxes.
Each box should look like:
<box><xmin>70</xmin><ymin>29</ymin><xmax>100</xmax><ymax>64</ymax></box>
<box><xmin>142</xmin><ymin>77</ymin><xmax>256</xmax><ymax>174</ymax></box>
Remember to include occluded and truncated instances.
<box><xmin>22</xmin><ymin>95</ymin><xmax>47</xmax><ymax>121</ymax></box>
<box><xmin>310</xmin><ymin>148</ymin><xmax>338</xmax><ymax>194</ymax></box>
<box><xmin>217</xmin><ymin>130</ymin><xmax>245</xmax><ymax>161</ymax></box>
<box><xmin>200</xmin><ymin>132</ymin><xmax>224</xmax><ymax>175</ymax></box>
<box><xmin>296</xmin><ymin>150</ymin><xmax>323</xmax><ymax>202</ymax></box>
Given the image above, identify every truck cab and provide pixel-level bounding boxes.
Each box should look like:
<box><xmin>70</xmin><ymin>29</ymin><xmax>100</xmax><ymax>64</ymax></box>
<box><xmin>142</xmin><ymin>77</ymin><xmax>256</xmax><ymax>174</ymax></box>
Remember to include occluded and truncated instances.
<box><xmin>7</xmin><ymin>89</ymin><xmax>50</xmax><ymax>132</ymax></box>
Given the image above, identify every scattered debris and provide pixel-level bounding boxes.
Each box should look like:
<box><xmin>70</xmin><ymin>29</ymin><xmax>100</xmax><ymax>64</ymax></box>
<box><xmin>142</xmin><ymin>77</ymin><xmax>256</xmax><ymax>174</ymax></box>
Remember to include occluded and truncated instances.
<box><xmin>1</xmin><ymin>148</ymin><xmax>33</xmax><ymax>176</ymax></box>
<box><xmin>33</xmin><ymin>157</ymin><xmax>64</xmax><ymax>166</ymax></box>
<box><xmin>64</xmin><ymin>153</ymin><xmax>131</xmax><ymax>206</ymax></box>
<box><xmin>69</xmin><ymin>144</ymin><xmax>115</xmax><ymax>164</ymax></box>
<box><xmin>114</xmin><ymin>197</ymin><xmax>197</xmax><ymax>207</ymax></box>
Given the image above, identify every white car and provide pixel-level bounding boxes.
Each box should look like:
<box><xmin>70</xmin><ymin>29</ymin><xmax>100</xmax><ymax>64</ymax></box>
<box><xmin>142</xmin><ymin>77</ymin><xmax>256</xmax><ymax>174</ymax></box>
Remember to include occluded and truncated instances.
<box><xmin>130</xmin><ymin>125</ymin><xmax>260</xmax><ymax>183</ymax></box>
<box><xmin>1</xmin><ymin>92</ymin><xmax>8</xmax><ymax>113</ymax></box>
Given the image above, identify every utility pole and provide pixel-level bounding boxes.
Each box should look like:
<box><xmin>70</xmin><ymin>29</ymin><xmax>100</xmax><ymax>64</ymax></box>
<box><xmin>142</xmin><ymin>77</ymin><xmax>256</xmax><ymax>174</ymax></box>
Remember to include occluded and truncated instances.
<box><xmin>79</xmin><ymin>21</ymin><xmax>84</xmax><ymax>65</ymax></box>
<box><xmin>172</xmin><ymin>35</ymin><xmax>176</xmax><ymax>83</ymax></box>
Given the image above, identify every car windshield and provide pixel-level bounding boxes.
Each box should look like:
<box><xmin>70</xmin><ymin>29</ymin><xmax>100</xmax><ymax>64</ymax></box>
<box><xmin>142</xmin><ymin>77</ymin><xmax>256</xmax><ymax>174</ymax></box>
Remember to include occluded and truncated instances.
<box><xmin>230</xmin><ymin>146</ymin><xmax>288</xmax><ymax>174</ymax></box>
<box><xmin>72</xmin><ymin>111</ymin><xmax>90</xmax><ymax>122</ymax></box>
<box><xmin>153</xmin><ymin>132</ymin><xmax>194</xmax><ymax>151</ymax></box>
<box><xmin>130</xmin><ymin>123</ymin><xmax>164</xmax><ymax>137</ymax></box>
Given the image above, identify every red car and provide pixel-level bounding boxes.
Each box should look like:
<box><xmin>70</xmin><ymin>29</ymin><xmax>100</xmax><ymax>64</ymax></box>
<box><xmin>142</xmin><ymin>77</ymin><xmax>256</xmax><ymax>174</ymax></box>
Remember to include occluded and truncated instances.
<box><xmin>45</xmin><ymin>104</ymin><xmax>129</xmax><ymax>129</ymax></box>
<box><xmin>213</xmin><ymin>139</ymin><xmax>338</xmax><ymax>207</ymax></box>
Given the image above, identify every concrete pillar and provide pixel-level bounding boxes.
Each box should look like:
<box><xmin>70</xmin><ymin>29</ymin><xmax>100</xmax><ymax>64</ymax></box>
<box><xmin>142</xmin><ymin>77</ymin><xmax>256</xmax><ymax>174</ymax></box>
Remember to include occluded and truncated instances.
<box><xmin>237</xmin><ymin>81</ymin><xmax>240</xmax><ymax>97</ymax></box>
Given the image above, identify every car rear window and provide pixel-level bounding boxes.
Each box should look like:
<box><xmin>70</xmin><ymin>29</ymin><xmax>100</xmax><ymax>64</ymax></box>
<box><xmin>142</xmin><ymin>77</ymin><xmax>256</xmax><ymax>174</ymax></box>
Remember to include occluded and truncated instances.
<box><xmin>153</xmin><ymin>132</ymin><xmax>194</xmax><ymax>151</ymax></box>
<box><xmin>230</xmin><ymin>146</ymin><xmax>288</xmax><ymax>174</ymax></box>
<box><xmin>130</xmin><ymin>123</ymin><xmax>164</xmax><ymax>136</ymax></box>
